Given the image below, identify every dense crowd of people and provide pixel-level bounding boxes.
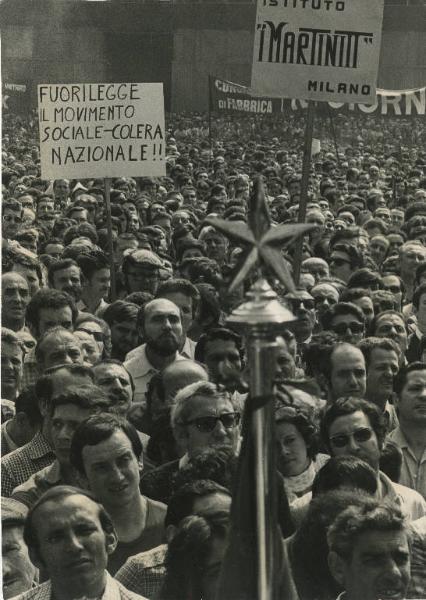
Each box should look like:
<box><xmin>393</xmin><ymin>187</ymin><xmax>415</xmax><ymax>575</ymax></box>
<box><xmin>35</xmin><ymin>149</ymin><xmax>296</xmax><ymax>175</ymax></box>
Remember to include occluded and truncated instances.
<box><xmin>1</xmin><ymin>106</ymin><xmax>426</xmax><ymax>600</ymax></box>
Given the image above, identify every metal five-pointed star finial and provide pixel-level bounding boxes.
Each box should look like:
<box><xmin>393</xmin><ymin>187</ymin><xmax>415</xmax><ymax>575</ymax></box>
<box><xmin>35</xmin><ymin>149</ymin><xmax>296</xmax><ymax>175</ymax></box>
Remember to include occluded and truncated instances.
<box><xmin>205</xmin><ymin>177</ymin><xmax>315</xmax><ymax>293</ymax></box>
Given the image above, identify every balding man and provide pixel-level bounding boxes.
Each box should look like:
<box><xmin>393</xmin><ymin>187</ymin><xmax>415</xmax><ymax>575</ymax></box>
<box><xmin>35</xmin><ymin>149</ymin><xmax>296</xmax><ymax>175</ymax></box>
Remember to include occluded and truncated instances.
<box><xmin>35</xmin><ymin>327</ymin><xmax>83</xmax><ymax>373</ymax></box>
<box><xmin>2</xmin><ymin>273</ymin><xmax>31</xmax><ymax>333</ymax></box>
<box><xmin>124</xmin><ymin>299</ymin><xmax>185</xmax><ymax>403</ymax></box>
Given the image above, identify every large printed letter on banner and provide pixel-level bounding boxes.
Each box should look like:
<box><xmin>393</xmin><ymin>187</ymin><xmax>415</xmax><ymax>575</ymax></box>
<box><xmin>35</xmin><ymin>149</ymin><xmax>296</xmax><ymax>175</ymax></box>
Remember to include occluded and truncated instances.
<box><xmin>251</xmin><ymin>0</ymin><xmax>384</xmax><ymax>105</ymax></box>
<box><xmin>38</xmin><ymin>83</ymin><xmax>166</xmax><ymax>180</ymax></box>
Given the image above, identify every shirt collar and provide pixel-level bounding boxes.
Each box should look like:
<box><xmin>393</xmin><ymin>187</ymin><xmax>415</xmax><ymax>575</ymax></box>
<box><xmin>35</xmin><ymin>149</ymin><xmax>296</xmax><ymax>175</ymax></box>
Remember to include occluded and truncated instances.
<box><xmin>28</xmin><ymin>431</ymin><xmax>54</xmax><ymax>460</ymax></box>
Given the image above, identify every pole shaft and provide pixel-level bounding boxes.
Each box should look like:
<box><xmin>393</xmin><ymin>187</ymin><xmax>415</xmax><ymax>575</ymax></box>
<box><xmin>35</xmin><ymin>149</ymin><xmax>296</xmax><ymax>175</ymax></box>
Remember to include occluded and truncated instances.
<box><xmin>293</xmin><ymin>101</ymin><xmax>315</xmax><ymax>285</ymax></box>
<box><xmin>104</xmin><ymin>178</ymin><xmax>116</xmax><ymax>302</ymax></box>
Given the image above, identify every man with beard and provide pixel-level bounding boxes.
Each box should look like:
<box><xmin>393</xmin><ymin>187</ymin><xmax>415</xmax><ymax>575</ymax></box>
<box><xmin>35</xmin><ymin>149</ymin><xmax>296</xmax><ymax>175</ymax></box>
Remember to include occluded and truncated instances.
<box><xmin>124</xmin><ymin>299</ymin><xmax>185</xmax><ymax>403</ymax></box>
<box><xmin>47</xmin><ymin>259</ymin><xmax>82</xmax><ymax>303</ymax></box>
<box><xmin>93</xmin><ymin>360</ymin><xmax>134</xmax><ymax>419</ymax></box>
<box><xmin>2</xmin><ymin>273</ymin><xmax>31</xmax><ymax>333</ymax></box>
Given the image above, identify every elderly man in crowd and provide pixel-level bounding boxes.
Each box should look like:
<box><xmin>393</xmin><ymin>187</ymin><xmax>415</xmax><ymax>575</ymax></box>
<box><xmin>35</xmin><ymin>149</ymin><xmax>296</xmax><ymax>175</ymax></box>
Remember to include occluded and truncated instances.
<box><xmin>139</xmin><ymin>381</ymin><xmax>241</xmax><ymax>503</ymax></box>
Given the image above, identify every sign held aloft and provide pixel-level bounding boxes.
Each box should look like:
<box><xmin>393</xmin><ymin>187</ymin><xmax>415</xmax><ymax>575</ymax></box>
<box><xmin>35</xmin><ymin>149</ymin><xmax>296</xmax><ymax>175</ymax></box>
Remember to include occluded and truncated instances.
<box><xmin>251</xmin><ymin>0</ymin><xmax>384</xmax><ymax>105</ymax></box>
<box><xmin>38</xmin><ymin>83</ymin><xmax>166</xmax><ymax>179</ymax></box>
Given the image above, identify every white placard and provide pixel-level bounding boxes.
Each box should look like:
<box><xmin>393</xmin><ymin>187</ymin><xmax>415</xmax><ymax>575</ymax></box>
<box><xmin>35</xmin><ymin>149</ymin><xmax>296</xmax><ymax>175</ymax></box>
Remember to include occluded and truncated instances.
<box><xmin>251</xmin><ymin>0</ymin><xmax>384</xmax><ymax>104</ymax></box>
<box><xmin>38</xmin><ymin>83</ymin><xmax>166</xmax><ymax>179</ymax></box>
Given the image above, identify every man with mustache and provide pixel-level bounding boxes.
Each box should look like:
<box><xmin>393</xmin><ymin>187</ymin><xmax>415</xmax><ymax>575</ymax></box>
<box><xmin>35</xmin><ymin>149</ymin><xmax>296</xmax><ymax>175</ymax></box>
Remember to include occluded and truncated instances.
<box><xmin>47</xmin><ymin>258</ymin><xmax>82</xmax><ymax>303</ymax></box>
<box><xmin>124</xmin><ymin>299</ymin><xmax>185</xmax><ymax>403</ymax></box>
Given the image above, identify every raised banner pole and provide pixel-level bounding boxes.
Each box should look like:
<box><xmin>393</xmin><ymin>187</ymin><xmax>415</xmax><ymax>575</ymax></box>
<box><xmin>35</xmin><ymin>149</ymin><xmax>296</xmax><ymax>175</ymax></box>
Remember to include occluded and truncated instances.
<box><xmin>104</xmin><ymin>178</ymin><xmax>117</xmax><ymax>302</ymax></box>
<box><xmin>327</xmin><ymin>104</ymin><xmax>341</xmax><ymax>169</ymax></box>
<box><xmin>293</xmin><ymin>100</ymin><xmax>315</xmax><ymax>285</ymax></box>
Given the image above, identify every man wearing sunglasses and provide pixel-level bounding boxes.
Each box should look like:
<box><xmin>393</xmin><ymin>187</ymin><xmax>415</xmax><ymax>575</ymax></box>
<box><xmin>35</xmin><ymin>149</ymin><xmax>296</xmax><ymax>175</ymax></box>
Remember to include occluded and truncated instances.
<box><xmin>321</xmin><ymin>397</ymin><xmax>426</xmax><ymax>521</ymax></box>
<box><xmin>321</xmin><ymin>302</ymin><xmax>366</xmax><ymax>345</ymax></box>
<box><xmin>284</xmin><ymin>289</ymin><xmax>316</xmax><ymax>346</ymax></box>
<box><xmin>140</xmin><ymin>381</ymin><xmax>241</xmax><ymax>504</ymax></box>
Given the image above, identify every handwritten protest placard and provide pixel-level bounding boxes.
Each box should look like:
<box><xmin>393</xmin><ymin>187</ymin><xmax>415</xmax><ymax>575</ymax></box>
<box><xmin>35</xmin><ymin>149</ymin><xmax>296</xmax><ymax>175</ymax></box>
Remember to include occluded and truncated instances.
<box><xmin>251</xmin><ymin>0</ymin><xmax>384</xmax><ymax>105</ymax></box>
<box><xmin>38</xmin><ymin>83</ymin><xmax>166</xmax><ymax>179</ymax></box>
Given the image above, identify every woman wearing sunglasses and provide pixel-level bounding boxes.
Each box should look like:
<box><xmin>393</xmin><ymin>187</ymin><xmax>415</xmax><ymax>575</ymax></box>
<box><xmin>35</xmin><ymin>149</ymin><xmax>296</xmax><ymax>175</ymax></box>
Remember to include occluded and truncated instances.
<box><xmin>275</xmin><ymin>405</ymin><xmax>328</xmax><ymax>503</ymax></box>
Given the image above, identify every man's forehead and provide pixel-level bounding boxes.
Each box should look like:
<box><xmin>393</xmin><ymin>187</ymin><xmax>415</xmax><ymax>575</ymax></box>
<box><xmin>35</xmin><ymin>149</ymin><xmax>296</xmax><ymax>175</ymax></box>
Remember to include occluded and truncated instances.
<box><xmin>353</xmin><ymin>529</ymin><xmax>409</xmax><ymax>557</ymax></box>
<box><xmin>146</xmin><ymin>300</ymin><xmax>180</xmax><ymax>317</ymax></box>
<box><xmin>2</xmin><ymin>272</ymin><xmax>29</xmax><ymax>288</ymax></box>
<box><xmin>94</xmin><ymin>363</ymin><xmax>128</xmax><ymax>379</ymax></box>
<box><xmin>51</xmin><ymin>370</ymin><xmax>92</xmax><ymax>393</ymax></box>
<box><xmin>405</xmin><ymin>369</ymin><xmax>426</xmax><ymax>385</ymax></box>
<box><xmin>35</xmin><ymin>495</ymin><xmax>99</xmax><ymax>525</ymax></box>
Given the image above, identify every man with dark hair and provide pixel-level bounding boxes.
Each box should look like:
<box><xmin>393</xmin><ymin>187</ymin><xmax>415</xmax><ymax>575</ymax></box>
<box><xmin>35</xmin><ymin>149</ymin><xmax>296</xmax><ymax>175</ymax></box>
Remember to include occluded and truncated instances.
<box><xmin>321</xmin><ymin>396</ymin><xmax>426</xmax><ymax>520</ymax></box>
<box><xmin>23</xmin><ymin>289</ymin><xmax>78</xmax><ymax>388</ymax></box>
<box><xmin>2</xmin><ymin>497</ymin><xmax>37</xmax><ymax>599</ymax></box>
<box><xmin>124</xmin><ymin>299</ymin><xmax>185</xmax><ymax>403</ymax></box>
<box><xmin>195</xmin><ymin>327</ymin><xmax>243</xmax><ymax>394</ymax></box>
<box><xmin>370</xmin><ymin>310</ymin><xmax>409</xmax><ymax>356</ymax></box>
<box><xmin>16</xmin><ymin>485</ymin><xmax>145</xmax><ymax>600</ymax></box>
<box><xmin>76</xmin><ymin>250</ymin><xmax>111</xmax><ymax>315</ymax></box>
<box><xmin>11</xmin><ymin>384</ymin><xmax>110</xmax><ymax>508</ymax></box>
<box><xmin>115</xmin><ymin>479</ymin><xmax>231</xmax><ymax>598</ymax></box>
<box><xmin>155</xmin><ymin>278</ymin><xmax>200</xmax><ymax>358</ymax></box>
<box><xmin>47</xmin><ymin>258</ymin><xmax>82</xmax><ymax>303</ymax></box>
<box><xmin>389</xmin><ymin>362</ymin><xmax>426</xmax><ymax>498</ymax></box>
<box><xmin>70</xmin><ymin>413</ymin><xmax>166</xmax><ymax>574</ymax></box>
<box><xmin>357</xmin><ymin>337</ymin><xmax>401</xmax><ymax>431</ymax></box>
<box><xmin>328</xmin><ymin>498</ymin><xmax>411</xmax><ymax>600</ymax></box>
<box><xmin>1</xmin><ymin>364</ymin><xmax>94</xmax><ymax>497</ymax></box>
<box><xmin>1</xmin><ymin>386</ymin><xmax>41</xmax><ymax>456</ymax></box>
<box><xmin>93</xmin><ymin>359</ymin><xmax>134</xmax><ymax>418</ymax></box>
<box><xmin>321</xmin><ymin>302</ymin><xmax>366</xmax><ymax>345</ymax></box>
<box><xmin>102</xmin><ymin>301</ymin><xmax>140</xmax><ymax>361</ymax></box>
<box><xmin>2</xmin><ymin>272</ymin><xmax>30</xmax><ymax>333</ymax></box>
<box><xmin>1</xmin><ymin>327</ymin><xmax>24</xmax><ymax>401</ymax></box>
<box><xmin>329</xmin><ymin>243</ymin><xmax>363</xmax><ymax>284</ymax></box>
<box><xmin>2</xmin><ymin>199</ymin><xmax>24</xmax><ymax>240</ymax></box>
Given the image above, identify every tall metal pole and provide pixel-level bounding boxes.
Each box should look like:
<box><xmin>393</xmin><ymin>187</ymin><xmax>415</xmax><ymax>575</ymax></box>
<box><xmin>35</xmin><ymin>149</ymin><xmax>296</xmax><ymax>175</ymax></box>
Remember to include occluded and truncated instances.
<box><xmin>104</xmin><ymin>177</ymin><xmax>116</xmax><ymax>302</ymax></box>
<box><xmin>293</xmin><ymin>101</ymin><xmax>315</xmax><ymax>284</ymax></box>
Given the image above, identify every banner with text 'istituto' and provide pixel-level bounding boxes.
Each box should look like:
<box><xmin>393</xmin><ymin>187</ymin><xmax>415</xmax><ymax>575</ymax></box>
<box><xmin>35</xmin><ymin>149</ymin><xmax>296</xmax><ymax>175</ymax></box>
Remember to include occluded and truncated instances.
<box><xmin>251</xmin><ymin>0</ymin><xmax>384</xmax><ymax>105</ymax></box>
<box><xmin>38</xmin><ymin>83</ymin><xmax>166</xmax><ymax>180</ymax></box>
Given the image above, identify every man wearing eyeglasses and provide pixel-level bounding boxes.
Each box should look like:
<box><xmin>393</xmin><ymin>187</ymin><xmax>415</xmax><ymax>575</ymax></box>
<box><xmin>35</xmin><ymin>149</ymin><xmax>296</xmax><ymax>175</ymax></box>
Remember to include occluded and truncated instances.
<box><xmin>321</xmin><ymin>302</ymin><xmax>366</xmax><ymax>345</ymax></box>
<box><xmin>70</xmin><ymin>413</ymin><xmax>166</xmax><ymax>575</ymax></box>
<box><xmin>140</xmin><ymin>381</ymin><xmax>241</xmax><ymax>504</ymax></box>
<box><xmin>321</xmin><ymin>397</ymin><xmax>426</xmax><ymax>521</ymax></box>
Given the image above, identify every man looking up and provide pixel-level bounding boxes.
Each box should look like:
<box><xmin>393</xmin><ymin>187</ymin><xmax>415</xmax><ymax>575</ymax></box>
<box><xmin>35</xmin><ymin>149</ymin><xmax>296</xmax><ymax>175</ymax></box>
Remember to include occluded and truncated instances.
<box><xmin>70</xmin><ymin>413</ymin><xmax>167</xmax><ymax>574</ymax></box>
<box><xmin>124</xmin><ymin>299</ymin><xmax>184</xmax><ymax>403</ymax></box>
<box><xmin>389</xmin><ymin>362</ymin><xmax>426</xmax><ymax>498</ymax></box>
<box><xmin>2</xmin><ymin>273</ymin><xmax>30</xmax><ymax>333</ymax></box>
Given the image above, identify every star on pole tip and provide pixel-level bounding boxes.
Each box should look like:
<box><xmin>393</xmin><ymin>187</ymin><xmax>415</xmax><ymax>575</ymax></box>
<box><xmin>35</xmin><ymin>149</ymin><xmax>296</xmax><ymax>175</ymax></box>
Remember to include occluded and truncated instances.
<box><xmin>205</xmin><ymin>177</ymin><xmax>315</xmax><ymax>293</ymax></box>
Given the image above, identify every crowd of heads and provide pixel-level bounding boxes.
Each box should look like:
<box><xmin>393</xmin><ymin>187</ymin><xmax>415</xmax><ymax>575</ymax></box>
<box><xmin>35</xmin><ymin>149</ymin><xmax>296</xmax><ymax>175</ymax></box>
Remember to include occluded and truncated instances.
<box><xmin>1</xmin><ymin>107</ymin><xmax>426</xmax><ymax>600</ymax></box>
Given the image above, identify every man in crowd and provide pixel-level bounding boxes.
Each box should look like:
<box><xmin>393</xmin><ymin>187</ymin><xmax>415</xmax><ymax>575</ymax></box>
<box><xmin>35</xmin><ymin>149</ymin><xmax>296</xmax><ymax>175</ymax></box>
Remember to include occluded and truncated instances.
<box><xmin>140</xmin><ymin>381</ymin><xmax>241</xmax><ymax>503</ymax></box>
<box><xmin>12</xmin><ymin>384</ymin><xmax>110</xmax><ymax>507</ymax></box>
<box><xmin>2</xmin><ymin>327</ymin><xmax>24</xmax><ymax>402</ymax></box>
<box><xmin>15</xmin><ymin>486</ymin><xmax>145</xmax><ymax>600</ymax></box>
<box><xmin>70</xmin><ymin>413</ymin><xmax>167</xmax><ymax>574</ymax></box>
<box><xmin>47</xmin><ymin>258</ymin><xmax>83</xmax><ymax>303</ymax></box>
<box><xmin>388</xmin><ymin>362</ymin><xmax>426</xmax><ymax>498</ymax></box>
<box><xmin>399</xmin><ymin>241</ymin><xmax>426</xmax><ymax>302</ymax></box>
<box><xmin>2</xmin><ymin>497</ymin><xmax>37</xmax><ymax>599</ymax></box>
<box><xmin>2</xmin><ymin>273</ymin><xmax>31</xmax><ymax>333</ymax></box>
<box><xmin>322</xmin><ymin>343</ymin><xmax>367</xmax><ymax>402</ymax></box>
<box><xmin>1</xmin><ymin>363</ymin><xmax>94</xmax><ymax>496</ymax></box>
<box><xmin>77</xmin><ymin>250</ymin><xmax>111</xmax><ymax>315</ymax></box>
<box><xmin>23</xmin><ymin>289</ymin><xmax>78</xmax><ymax>388</ymax></box>
<box><xmin>124</xmin><ymin>299</ymin><xmax>185</xmax><ymax>402</ymax></box>
<box><xmin>358</xmin><ymin>337</ymin><xmax>401</xmax><ymax>431</ymax></box>
<box><xmin>102</xmin><ymin>301</ymin><xmax>140</xmax><ymax>362</ymax></box>
<box><xmin>328</xmin><ymin>498</ymin><xmax>411</xmax><ymax>600</ymax></box>
<box><xmin>194</xmin><ymin>328</ymin><xmax>244</xmax><ymax>394</ymax></box>
<box><xmin>35</xmin><ymin>327</ymin><xmax>84</xmax><ymax>374</ymax></box>
<box><xmin>93</xmin><ymin>359</ymin><xmax>134</xmax><ymax>418</ymax></box>
<box><xmin>1</xmin><ymin>387</ymin><xmax>42</xmax><ymax>456</ymax></box>
<box><xmin>155</xmin><ymin>278</ymin><xmax>199</xmax><ymax>358</ymax></box>
<box><xmin>321</xmin><ymin>396</ymin><xmax>426</xmax><ymax>520</ymax></box>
